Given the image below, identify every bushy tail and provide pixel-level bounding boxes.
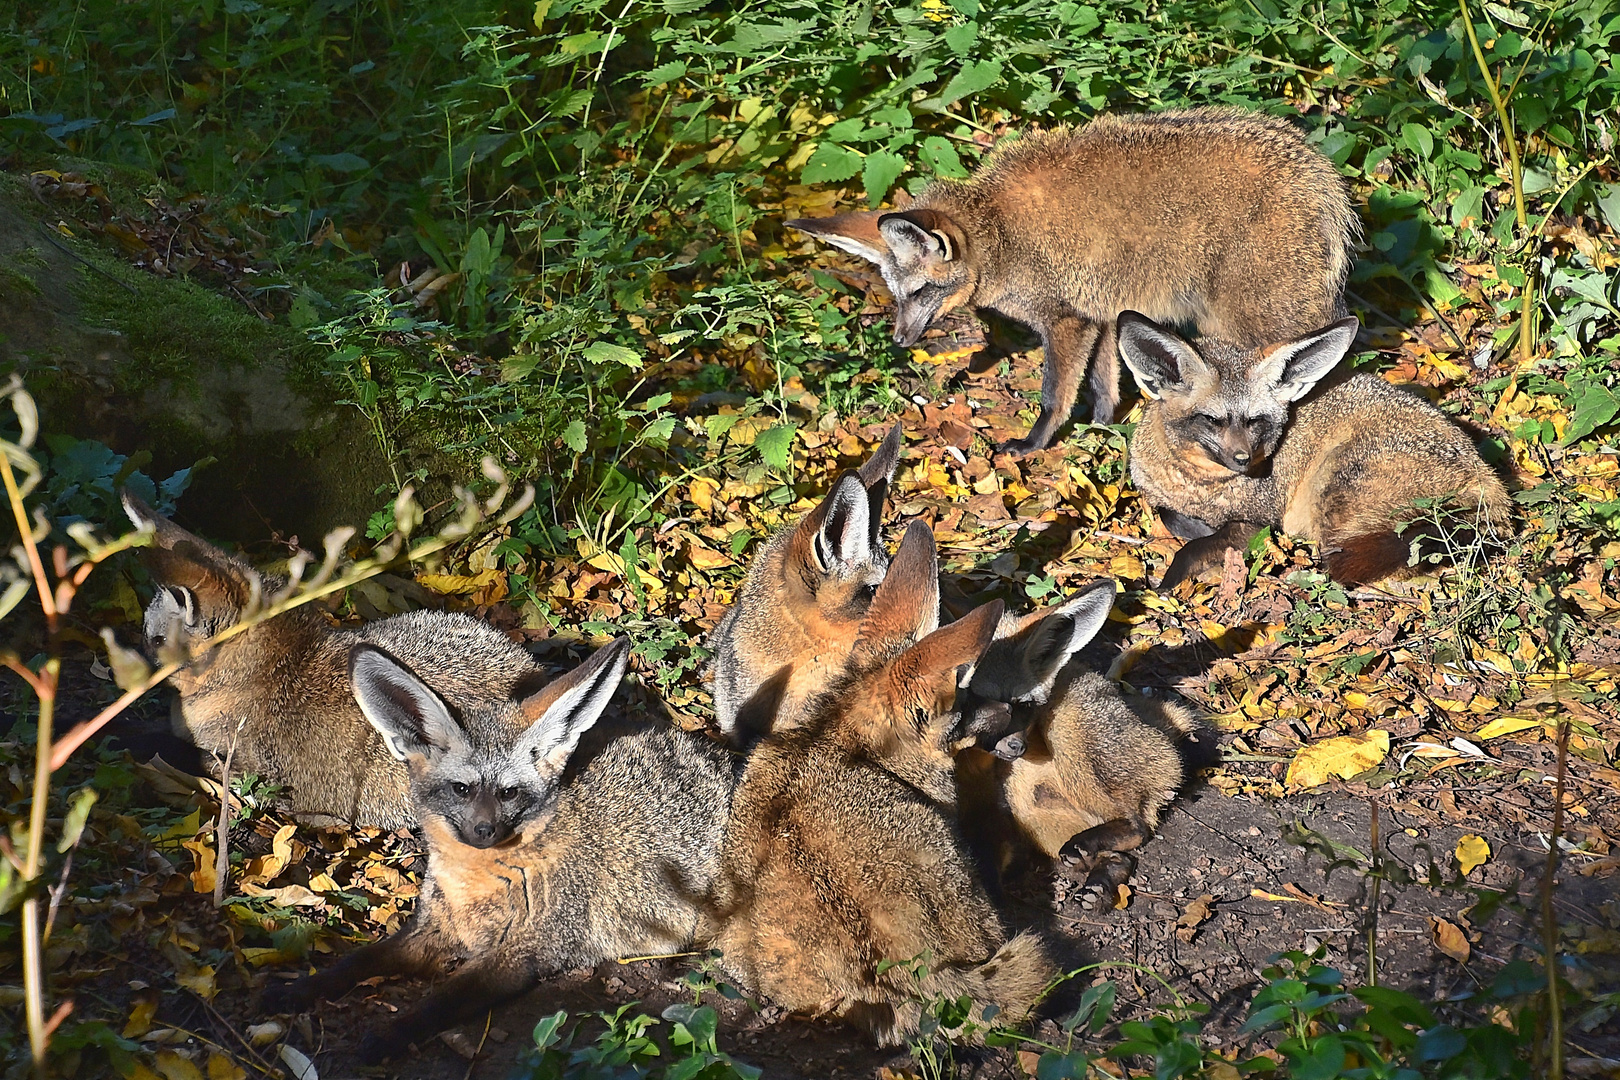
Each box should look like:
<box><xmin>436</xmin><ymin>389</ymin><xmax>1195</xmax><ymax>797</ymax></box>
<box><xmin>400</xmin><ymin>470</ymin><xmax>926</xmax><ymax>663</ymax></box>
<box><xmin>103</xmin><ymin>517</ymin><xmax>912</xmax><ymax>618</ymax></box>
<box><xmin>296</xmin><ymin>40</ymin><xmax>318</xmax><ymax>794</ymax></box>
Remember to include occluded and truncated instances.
<box><xmin>883</xmin><ymin>932</ymin><xmax>1056</xmax><ymax>1044</ymax></box>
<box><xmin>1139</xmin><ymin>698</ymin><xmax>1221</xmax><ymax>776</ymax></box>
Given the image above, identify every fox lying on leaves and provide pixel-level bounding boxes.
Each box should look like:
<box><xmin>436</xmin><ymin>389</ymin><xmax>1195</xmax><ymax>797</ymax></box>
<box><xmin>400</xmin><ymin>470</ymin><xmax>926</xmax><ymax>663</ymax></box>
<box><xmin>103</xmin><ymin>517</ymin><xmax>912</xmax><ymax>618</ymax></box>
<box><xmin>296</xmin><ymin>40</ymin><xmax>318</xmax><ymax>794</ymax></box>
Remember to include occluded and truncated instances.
<box><xmin>124</xmin><ymin>491</ymin><xmax>546</xmax><ymax>829</ymax></box>
<box><xmin>266</xmin><ymin>638</ymin><xmax>738</xmax><ymax>1063</ymax></box>
<box><xmin>788</xmin><ymin>109</ymin><xmax>1356</xmax><ymax>453</ymax></box>
<box><xmin>709</xmin><ymin>521</ymin><xmax>1055</xmax><ymax>1045</ymax></box>
<box><xmin>958</xmin><ymin>579</ymin><xmax>1216</xmax><ymax>894</ymax></box>
<box><xmin>1117</xmin><ymin>312</ymin><xmax>1514</xmax><ymax>587</ymax></box>
<box><xmin>706</xmin><ymin>423</ymin><xmax>902</xmax><ymax>742</ymax></box>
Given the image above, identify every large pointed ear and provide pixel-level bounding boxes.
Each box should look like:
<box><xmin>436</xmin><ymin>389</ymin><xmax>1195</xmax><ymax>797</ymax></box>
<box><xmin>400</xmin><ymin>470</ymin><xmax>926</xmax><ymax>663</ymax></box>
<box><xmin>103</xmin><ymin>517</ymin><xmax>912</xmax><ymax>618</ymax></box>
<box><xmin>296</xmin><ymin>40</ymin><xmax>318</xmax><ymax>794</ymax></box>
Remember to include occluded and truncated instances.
<box><xmin>978</xmin><ymin>579</ymin><xmax>1116</xmax><ymax>701</ymax></box>
<box><xmin>1116</xmin><ymin>311</ymin><xmax>1209</xmax><ymax>400</ymax></box>
<box><xmin>857</xmin><ymin>422</ymin><xmax>904</xmax><ymax>489</ymax></box>
<box><xmin>122</xmin><ymin>488</ymin><xmax>209</xmax><ymax>553</ymax></box>
<box><xmin>795</xmin><ymin>471</ymin><xmax>872</xmax><ymax>573</ymax></box>
<box><xmin>350</xmin><ymin>645</ymin><xmax>471</xmax><ymax>763</ymax></box>
<box><xmin>856</xmin><ymin>423</ymin><xmax>903</xmax><ymax>544</ymax></box>
<box><xmin>785</xmin><ymin>210</ymin><xmax>889</xmax><ymax>264</ymax></box>
<box><xmin>856</xmin><ymin>519</ymin><xmax>940</xmax><ymax>653</ymax></box>
<box><xmin>514</xmin><ymin>637</ymin><xmax>631</xmax><ymax>775</ymax></box>
<box><xmin>1250</xmin><ymin>317</ymin><xmax>1359</xmax><ymax>404</ymax></box>
<box><xmin>124</xmin><ymin>487</ymin><xmax>256</xmax><ymax>608</ymax></box>
<box><xmin>878</xmin><ymin>208</ymin><xmax>966</xmax><ymax>265</ymax></box>
<box><xmin>893</xmin><ymin>599</ymin><xmax>1004</xmax><ymax>703</ymax></box>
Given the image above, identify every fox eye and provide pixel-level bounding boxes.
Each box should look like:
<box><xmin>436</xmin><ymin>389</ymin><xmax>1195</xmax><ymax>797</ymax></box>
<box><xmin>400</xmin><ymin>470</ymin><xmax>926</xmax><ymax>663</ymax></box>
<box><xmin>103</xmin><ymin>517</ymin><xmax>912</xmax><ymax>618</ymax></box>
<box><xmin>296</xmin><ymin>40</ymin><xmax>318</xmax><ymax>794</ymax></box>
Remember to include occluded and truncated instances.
<box><xmin>498</xmin><ymin>786</ymin><xmax>520</xmax><ymax>801</ymax></box>
<box><xmin>451</xmin><ymin>782</ymin><xmax>471</xmax><ymax>798</ymax></box>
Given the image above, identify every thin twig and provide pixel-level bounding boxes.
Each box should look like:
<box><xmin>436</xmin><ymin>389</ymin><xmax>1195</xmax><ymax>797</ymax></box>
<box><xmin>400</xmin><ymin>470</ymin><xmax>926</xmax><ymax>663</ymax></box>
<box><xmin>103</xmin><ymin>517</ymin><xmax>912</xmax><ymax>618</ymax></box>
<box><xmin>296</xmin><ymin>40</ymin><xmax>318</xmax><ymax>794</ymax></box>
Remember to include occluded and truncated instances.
<box><xmin>213</xmin><ymin>721</ymin><xmax>244</xmax><ymax>908</ymax></box>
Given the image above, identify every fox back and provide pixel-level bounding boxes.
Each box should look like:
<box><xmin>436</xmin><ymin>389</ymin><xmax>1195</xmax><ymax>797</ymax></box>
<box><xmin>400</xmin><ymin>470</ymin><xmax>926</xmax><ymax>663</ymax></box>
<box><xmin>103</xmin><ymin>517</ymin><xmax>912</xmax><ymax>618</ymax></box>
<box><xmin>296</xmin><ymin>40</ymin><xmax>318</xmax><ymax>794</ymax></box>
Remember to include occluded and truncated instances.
<box><xmin>123</xmin><ymin>492</ymin><xmax>543</xmax><ymax>829</ymax></box>
<box><xmin>961</xmin><ymin>581</ymin><xmax>1210</xmax><ymax>878</ymax></box>
<box><xmin>788</xmin><ymin>109</ymin><xmax>1356</xmax><ymax>448</ymax></box>
<box><xmin>271</xmin><ymin>637</ymin><xmax>739</xmax><ymax>1062</ymax></box>
<box><xmin>1118</xmin><ymin>314</ymin><xmax>1514</xmax><ymax>585</ymax></box>
<box><xmin>706</xmin><ymin>424</ymin><xmax>902</xmax><ymax>740</ymax></box>
<box><xmin>712</xmin><ymin>521</ymin><xmax>1053</xmax><ymax>1045</ymax></box>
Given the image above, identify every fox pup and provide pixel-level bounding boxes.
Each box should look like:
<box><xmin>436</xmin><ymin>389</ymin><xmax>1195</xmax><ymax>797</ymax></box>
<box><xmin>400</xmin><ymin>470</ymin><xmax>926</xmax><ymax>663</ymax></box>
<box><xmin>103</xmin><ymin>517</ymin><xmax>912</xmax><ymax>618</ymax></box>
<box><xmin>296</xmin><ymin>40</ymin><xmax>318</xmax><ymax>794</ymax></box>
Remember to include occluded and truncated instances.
<box><xmin>123</xmin><ymin>491</ymin><xmax>548</xmax><ymax>829</ymax></box>
<box><xmin>711</xmin><ymin>520</ymin><xmax>1054</xmax><ymax>1045</ymax></box>
<box><xmin>787</xmin><ymin>108</ymin><xmax>1356</xmax><ymax>453</ymax></box>
<box><xmin>267</xmin><ymin>637</ymin><xmax>739</xmax><ymax>1062</ymax></box>
<box><xmin>1117</xmin><ymin>313</ymin><xmax>1515</xmax><ymax>586</ymax></box>
<box><xmin>958</xmin><ymin>579</ymin><xmax>1214</xmax><ymax>889</ymax></box>
<box><xmin>706</xmin><ymin>423</ymin><xmax>901</xmax><ymax>741</ymax></box>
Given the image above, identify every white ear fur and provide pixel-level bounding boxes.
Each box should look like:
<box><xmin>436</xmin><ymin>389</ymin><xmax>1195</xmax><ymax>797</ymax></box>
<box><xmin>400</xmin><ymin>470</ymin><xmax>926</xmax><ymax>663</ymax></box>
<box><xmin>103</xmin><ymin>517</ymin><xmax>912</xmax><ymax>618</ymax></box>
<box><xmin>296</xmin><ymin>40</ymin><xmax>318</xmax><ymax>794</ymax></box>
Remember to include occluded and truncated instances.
<box><xmin>811</xmin><ymin>231</ymin><xmax>888</xmax><ymax>264</ymax></box>
<box><xmin>1022</xmin><ymin>579</ymin><xmax>1116</xmax><ymax>686</ymax></box>
<box><xmin>350</xmin><ymin>646</ymin><xmax>470</xmax><ymax>763</ymax></box>
<box><xmin>879</xmin><ymin>216</ymin><xmax>950</xmax><ymax>264</ymax></box>
<box><xmin>814</xmin><ymin>473</ymin><xmax>872</xmax><ymax>572</ymax></box>
<box><xmin>1252</xmin><ymin>318</ymin><xmax>1359</xmax><ymax>403</ymax></box>
<box><xmin>515</xmin><ymin>637</ymin><xmax>631</xmax><ymax>774</ymax></box>
<box><xmin>1116</xmin><ymin>313</ymin><xmax>1207</xmax><ymax>400</ymax></box>
<box><xmin>122</xmin><ymin>490</ymin><xmax>158</xmax><ymax>532</ymax></box>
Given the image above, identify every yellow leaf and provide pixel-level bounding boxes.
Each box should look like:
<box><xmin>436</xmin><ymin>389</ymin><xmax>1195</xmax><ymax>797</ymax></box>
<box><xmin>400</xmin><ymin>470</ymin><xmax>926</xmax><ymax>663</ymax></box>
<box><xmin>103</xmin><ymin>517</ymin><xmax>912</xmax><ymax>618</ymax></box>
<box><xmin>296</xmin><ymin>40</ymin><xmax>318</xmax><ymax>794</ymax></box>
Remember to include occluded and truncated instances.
<box><xmin>154</xmin><ymin>1049</ymin><xmax>206</xmax><ymax>1080</ymax></box>
<box><xmin>174</xmin><ymin>965</ymin><xmax>217</xmax><ymax>1001</ymax></box>
<box><xmin>1284</xmin><ymin>730</ymin><xmax>1391</xmax><ymax>789</ymax></box>
<box><xmin>181</xmin><ymin>837</ymin><xmax>216</xmax><ymax>895</ymax></box>
<box><xmin>1112</xmin><ymin>883</ymin><xmax>1132</xmax><ymax>910</ymax></box>
<box><xmin>307</xmin><ymin>872</ymin><xmax>339</xmax><ymax>892</ymax></box>
<box><xmin>1473</xmin><ymin>716</ymin><xmax>1541</xmax><ymax>740</ymax></box>
<box><xmin>1109</xmin><ymin>554</ymin><xmax>1145</xmax><ymax>580</ymax></box>
<box><xmin>686</xmin><ymin>542</ymin><xmax>733</xmax><ymax>571</ymax></box>
<box><xmin>1456</xmin><ymin>835</ymin><xmax>1491</xmax><ymax>875</ymax></box>
<box><xmin>416</xmin><ymin>568</ymin><xmax>504</xmax><ymax>596</ymax></box>
<box><xmin>688</xmin><ymin>476</ymin><xmax>720</xmax><ymax>514</ymax></box>
<box><xmin>207</xmin><ymin>1053</ymin><xmax>247</xmax><ymax>1080</ymax></box>
<box><xmin>1343</xmin><ymin>691</ymin><xmax>1371</xmax><ymax>709</ymax></box>
<box><xmin>1432</xmin><ymin>917</ymin><xmax>1471</xmax><ymax>962</ymax></box>
<box><xmin>122</xmin><ymin>997</ymin><xmax>158</xmax><ymax>1039</ymax></box>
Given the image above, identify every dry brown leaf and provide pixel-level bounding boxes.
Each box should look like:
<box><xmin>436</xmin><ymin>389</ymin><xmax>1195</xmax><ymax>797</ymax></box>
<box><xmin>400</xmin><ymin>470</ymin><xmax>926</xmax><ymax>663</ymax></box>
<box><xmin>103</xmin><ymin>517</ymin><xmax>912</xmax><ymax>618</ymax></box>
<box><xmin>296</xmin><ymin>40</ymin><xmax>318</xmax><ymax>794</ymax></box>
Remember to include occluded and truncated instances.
<box><xmin>1175</xmin><ymin>893</ymin><xmax>1214</xmax><ymax>942</ymax></box>
<box><xmin>1432</xmin><ymin>917</ymin><xmax>1471</xmax><ymax>962</ymax></box>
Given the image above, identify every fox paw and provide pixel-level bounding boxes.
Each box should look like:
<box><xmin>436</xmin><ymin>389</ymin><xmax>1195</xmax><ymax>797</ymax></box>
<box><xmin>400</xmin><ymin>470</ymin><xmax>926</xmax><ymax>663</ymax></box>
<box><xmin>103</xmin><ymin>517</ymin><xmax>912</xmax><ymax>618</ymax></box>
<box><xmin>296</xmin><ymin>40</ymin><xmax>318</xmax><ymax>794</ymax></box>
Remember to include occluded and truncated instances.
<box><xmin>996</xmin><ymin>435</ymin><xmax>1045</xmax><ymax>458</ymax></box>
<box><xmin>1066</xmin><ymin>850</ymin><xmax>1135</xmax><ymax>910</ymax></box>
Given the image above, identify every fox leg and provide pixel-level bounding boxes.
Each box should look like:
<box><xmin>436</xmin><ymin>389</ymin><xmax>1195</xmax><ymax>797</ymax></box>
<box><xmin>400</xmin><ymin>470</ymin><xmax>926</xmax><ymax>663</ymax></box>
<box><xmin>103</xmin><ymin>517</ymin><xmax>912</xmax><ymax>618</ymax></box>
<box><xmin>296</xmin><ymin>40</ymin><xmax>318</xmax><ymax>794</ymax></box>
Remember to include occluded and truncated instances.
<box><xmin>1158</xmin><ymin>520</ymin><xmax>1264</xmax><ymax>589</ymax></box>
<box><xmin>358</xmin><ymin>958</ymin><xmax>537</xmax><ymax>1063</ymax></box>
<box><xmin>1087</xmin><ymin>319</ymin><xmax>1120</xmax><ymax>423</ymax></box>
<box><xmin>265</xmin><ymin>914</ymin><xmax>456</xmax><ymax>1013</ymax></box>
<box><xmin>1060</xmin><ymin>817</ymin><xmax>1150</xmax><ymax>905</ymax></box>
<box><xmin>1001</xmin><ymin>315</ymin><xmax>1100</xmax><ymax>455</ymax></box>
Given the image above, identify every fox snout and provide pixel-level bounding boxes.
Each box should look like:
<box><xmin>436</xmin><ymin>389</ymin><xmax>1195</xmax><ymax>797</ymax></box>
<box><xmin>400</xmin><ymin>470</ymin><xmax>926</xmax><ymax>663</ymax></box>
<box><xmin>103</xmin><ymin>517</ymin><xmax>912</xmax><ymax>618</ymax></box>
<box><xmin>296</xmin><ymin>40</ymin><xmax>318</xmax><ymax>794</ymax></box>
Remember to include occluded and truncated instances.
<box><xmin>891</xmin><ymin>310</ymin><xmax>931</xmax><ymax>348</ymax></box>
<box><xmin>456</xmin><ymin>790</ymin><xmax>514</xmax><ymax>849</ymax></box>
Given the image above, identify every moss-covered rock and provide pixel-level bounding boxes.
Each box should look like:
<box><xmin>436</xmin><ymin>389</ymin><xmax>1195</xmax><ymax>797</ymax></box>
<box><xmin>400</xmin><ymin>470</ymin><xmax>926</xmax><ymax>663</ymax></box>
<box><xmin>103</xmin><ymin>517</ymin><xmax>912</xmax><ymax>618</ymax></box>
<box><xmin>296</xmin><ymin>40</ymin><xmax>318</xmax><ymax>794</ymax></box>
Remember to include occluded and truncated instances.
<box><xmin>0</xmin><ymin>172</ymin><xmax>390</xmax><ymax>543</ymax></box>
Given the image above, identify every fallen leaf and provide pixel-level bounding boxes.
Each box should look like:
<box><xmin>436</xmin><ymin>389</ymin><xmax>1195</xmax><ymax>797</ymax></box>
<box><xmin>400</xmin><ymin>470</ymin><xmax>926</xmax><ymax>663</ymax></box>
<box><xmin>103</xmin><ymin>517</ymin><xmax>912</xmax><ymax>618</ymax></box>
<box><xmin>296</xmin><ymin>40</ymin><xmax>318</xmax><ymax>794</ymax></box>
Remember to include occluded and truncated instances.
<box><xmin>246</xmin><ymin>1021</ymin><xmax>285</xmax><ymax>1048</ymax></box>
<box><xmin>1285</xmin><ymin>730</ymin><xmax>1391</xmax><ymax>789</ymax></box>
<box><xmin>122</xmin><ymin>997</ymin><xmax>158</xmax><ymax>1039</ymax></box>
<box><xmin>174</xmin><ymin>965</ymin><xmax>217</xmax><ymax>1000</ymax></box>
<box><xmin>1473</xmin><ymin>715</ymin><xmax>1542</xmax><ymax>740</ymax></box>
<box><xmin>207</xmin><ymin>1054</ymin><xmax>247</xmax><ymax>1080</ymax></box>
<box><xmin>1456</xmin><ymin>835</ymin><xmax>1491</xmax><ymax>875</ymax></box>
<box><xmin>1175</xmin><ymin>894</ymin><xmax>1214</xmax><ymax>942</ymax></box>
<box><xmin>153</xmin><ymin>1050</ymin><xmax>205</xmax><ymax>1080</ymax></box>
<box><xmin>1113</xmin><ymin>883</ymin><xmax>1132</xmax><ymax>910</ymax></box>
<box><xmin>1433</xmin><ymin>917</ymin><xmax>1471</xmax><ymax>962</ymax></box>
<box><xmin>181</xmin><ymin>838</ymin><xmax>216</xmax><ymax>895</ymax></box>
<box><xmin>280</xmin><ymin>1045</ymin><xmax>319</xmax><ymax>1080</ymax></box>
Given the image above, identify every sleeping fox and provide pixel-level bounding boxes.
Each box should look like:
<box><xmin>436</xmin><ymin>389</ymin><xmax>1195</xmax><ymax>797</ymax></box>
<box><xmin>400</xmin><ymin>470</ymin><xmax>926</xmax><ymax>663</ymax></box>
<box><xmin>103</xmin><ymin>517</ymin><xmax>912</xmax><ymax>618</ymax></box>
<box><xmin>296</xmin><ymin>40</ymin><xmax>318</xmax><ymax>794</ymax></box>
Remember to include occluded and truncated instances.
<box><xmin>787</xmin><ymin>108</ymin><xmax>1356</xmax><ymax>453</ymax></box>
<box><xmin>1117</xmin><ymin>312</ymin><xmax>1514</xmax><ymax>586</ymax></box>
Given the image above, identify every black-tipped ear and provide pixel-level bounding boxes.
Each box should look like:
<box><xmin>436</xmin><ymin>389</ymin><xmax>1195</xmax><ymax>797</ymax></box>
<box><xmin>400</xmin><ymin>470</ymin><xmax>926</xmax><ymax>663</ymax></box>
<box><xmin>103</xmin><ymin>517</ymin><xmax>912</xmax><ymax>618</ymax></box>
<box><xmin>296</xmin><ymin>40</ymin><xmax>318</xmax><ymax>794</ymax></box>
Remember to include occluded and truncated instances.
<box><xmin>811</xmin><ymin>472</ymin><xmax>872</xmax><ymax>572</ymax></box>
<box><xmin>878</xmin><ymin>209</ymin><xmax>965</xmax><ymax>264</ymax></box>
<box><xmin>351</xmin><ymin>645</ymin><xmax>469</xmax><ymax>763</ymax></box>
<box><xmin>785</xmin><ymin>211</ymin><xmax>889</xmax><ymax>264</ymax></box>
<box><xmin>514</xmin><ymin>636</ymin><xmax>631</xmax><ymax>774</ymax></box>
<box><xmin>1116</xmin><ymin>312</ymin><xmax>1208</xmax><ymax>400</ymax></box>
<box><xmin>1253</xmin><ymin>317</ymin><xmax>1359</xmax><ymax>403</ymax></box>
<box><xmin>856</xmin><ymin>423</ymin><xmax>903</xmax><ymax>547</ymax></box>
<box><xmin>858</xmin><ymin>422</ymin><xmax>904</xmax><ymax>489</ymax></box>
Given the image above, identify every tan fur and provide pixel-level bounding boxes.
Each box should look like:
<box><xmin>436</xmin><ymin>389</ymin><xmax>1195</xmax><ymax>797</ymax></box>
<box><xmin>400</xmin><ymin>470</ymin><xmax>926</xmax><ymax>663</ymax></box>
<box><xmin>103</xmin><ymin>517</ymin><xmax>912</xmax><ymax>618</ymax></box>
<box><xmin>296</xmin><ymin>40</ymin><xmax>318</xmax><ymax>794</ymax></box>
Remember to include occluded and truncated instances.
<box><xmin>1128</xmin><ymin>338</ymin><xmax>1514</xmax><ymax>585</ymax></box>
<box><xmin>791</xmin><ymin>108</ymin><xmax>1357</xmax><ymax>450</ymax></box>
<box><xmin>125</xmin><ymin>493</ymin><xmax>542</xmax><ymax>829</ymax></box>
<box><xmin>706</xmin><ymin>426</ymin><xmax>902</xmax><ymax>739</ymax></box>
<box><xmin>272</xmin><ymin>682</ymin><xmax>738</xmax><ymax>1062</ymax></box>
<box><xmin>710</xmin><ymin>525</ymin><xmax>1054</xmax><ymax>1044</ymax></box>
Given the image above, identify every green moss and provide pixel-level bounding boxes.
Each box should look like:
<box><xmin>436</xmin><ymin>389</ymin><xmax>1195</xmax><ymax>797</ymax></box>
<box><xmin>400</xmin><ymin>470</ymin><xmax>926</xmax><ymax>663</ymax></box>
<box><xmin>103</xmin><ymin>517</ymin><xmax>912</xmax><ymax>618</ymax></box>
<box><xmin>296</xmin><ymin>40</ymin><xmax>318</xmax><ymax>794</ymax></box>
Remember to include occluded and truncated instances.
<box><xmin>72</xmin><ymin>254</ymin><xmax>302</xmax><ymax>397</ymax></box>
<box><xmin>0</xmin><ymin>263</ymin><xmax>42</xmax><ymax>298</ymax></box>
